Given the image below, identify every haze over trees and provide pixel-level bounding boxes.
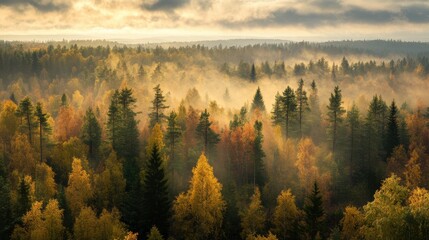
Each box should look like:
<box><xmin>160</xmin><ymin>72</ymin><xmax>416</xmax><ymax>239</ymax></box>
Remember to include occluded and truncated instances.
<box><xmin>0</xmin><ymin>40</ymin><xmax>429</xmax><ymax>239</ymax></box>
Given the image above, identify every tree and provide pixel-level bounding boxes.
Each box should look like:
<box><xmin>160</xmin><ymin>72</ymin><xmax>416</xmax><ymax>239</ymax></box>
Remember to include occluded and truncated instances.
<box><xmin>251</xmin><ymin>87</ymin><xmax>266</xmax><ymax>113</ymax></box>
<box><xmin>81</xmin><ymin>107</ymin><xmax>101</xmax><ymax>163</ymax></box>
<box><xmin>196</xmin><ymin>109</ymin><xmax>219</xmax><ymax>152</ymax></box>
<box><xmin>295</xmin><ymin>138</ymin><xmax>319</xmax><ymax>191</ymax></box>
<box><xmin>94</xmin><ymin>152</ymin><xmax>126</xmax><ymax>211</ymax></box>
<box><xmin>308</xmin><ymin>80</ymin><xmax>322</xmax><ymax>141</ymax></box>
<box><xmin>54</xmin><ymin>105</ymin><xmax>82</xmax><ymax>142</ymax></box>
<box><xmin>346</xmin><ymin>104</ymin><xmax>361</xmax><ymax>165</ymax></box>
<box><xmin>304</xmin><ymin>182</ymin><xmax>325</xmax><ymax>240</ymax></box>
<box><xmin>327</xmin><ymin>86</ymin><xmax>345</xmax><ymax>159</ymax></box>
<box><xmin>271</xmin><ymin>92</ymin><xmax>283</xmax><ymax>126</ymax></box>
<box><xmin>250</xmin><ymin>63</ymin><xmax>257</xmax><ymax>82</ymax></box>
<box><xmin>166</xmin><ymin>111</ymin><xmax>182</xmax><ymax>179</ymax></box>
<box><xmin>12</xmin><ymin>200</ymin><xmax>64</xmax><ymax>240</ymax></box>
<box><xmin>362</xmin><ymin>174</ymin><xmax>409</xmax><ymax>239</ymax></box>
<box><xmin>34</xmin><ymin>102</ymin><xmax>50</xmax><ymax>163</ymax></box>
<box><xmin>16</xmin><ymin>178</ymin><xmax>32</xmax><ymax>221</ymax></box>
<box><xmin>16</xmin><ymin>97</ymin><xmax>35</xmax><ymax>143</ymax></box>
<box><xmin>0</xmin><ymin>100</ymin><xmax>19</xmax><ymax>155</ymax></box>
<box><xmin>35</xmin><ymin>163</ymin><xmax>56</xmax><ymax>202</ymax></box>
<box><xmin>386</xmin><ymin>145</ymin><xmax>408</xmax><ymax>179</ymax></box>
<box><xmin>295</xmin><ymin>79</ymin><xmax>309</xmax><ymax>138</ymax></box>
<box><xmin>66</xmin><ymin>158</ymin><xmax>92</xmax><ymax>218</ymax></box>
<box><xmin>10</xmin><ymin>133</ymin><xmax>36</xmax><ymax>176</ymax></box>
<box><xmin>404</xmin><ymin>149</ymin><xmax>422</xmax><ymax>189</ymax></box>
<box><xmin>73</xmin><ymin>206</ymin><xmax>98</xmax><ymax>240</ymax></box>
<box><xmin>272</xmin><ymin>189</ymin><xmax>300</xmax><ymax>240</ymax></box>
<box><xmin>409</xmin><ymin>187</ymin><xmax>429</xmax><ymax>238</ymax></box>
<box><xmin>253</xmin><ymin>120</ymin><xmax>266</xmax><ymax>188</ymax></box>
<box><xmin>386</xmin><ymin>100</ymin><xmax>400</xmax><ymax>157</ymax></box>
<box><xmin>142</xmin><ymin>144</ymin><xmax>171</xmax><ymax>236</ymax></box>
<box><xmin>149</xmin><ymin>84</ymin><xmax>169</xmax><ymax>127</ymax></box>
<box><xmin>172</xmin><ymin>153</ymin><xmax>225</xmax><ymax>239</ymax></box>
<box><xmin>241</xmin><ymin>187</ymin><xmax>266</xmax><ymax>239</ymax></box>
<box><xmin>0</xmin><ymin>173</ymin><xmax>12</xmax><ymax>239</ymax></box>
<box><xmin>61</xmin><ymin>93</ymin><xmax>67</xmax><ymax>106</ymax></box>
<box><xmin>340</xmin><ymin>206</ymin><xmax>364</xmax><ymax>240</ymax></box>
<box><xmin>147</xmin><ymin>226</ymin><xmax>164</xmax><ymax>240</ymax></box>
<box><xmin>281</xmin><ymin>86</ymin><xmax>297</xmax><ymax>139</ymax></box>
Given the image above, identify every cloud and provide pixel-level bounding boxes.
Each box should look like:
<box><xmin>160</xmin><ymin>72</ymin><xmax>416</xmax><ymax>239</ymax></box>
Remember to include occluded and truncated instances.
<box><xmin>141</xmin><ymin>0</ymin><xmax>189</xmax><ymax>11</ymax></box>
<box><xmin>401</xmin><ymin>4</ymin><xmax>429</xmax><ymax>23</ymax></box>
<box><xmin>0</xmin><ymin>0</ymin><xmax>69</xmax><ymax>12</ymax></box>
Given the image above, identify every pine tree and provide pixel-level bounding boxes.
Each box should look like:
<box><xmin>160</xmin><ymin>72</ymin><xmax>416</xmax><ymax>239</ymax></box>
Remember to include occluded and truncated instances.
<box><xmin>253</xmin><ymin>120</ymin><xmax>266</xmax><ymax>188</ymax></box>
<box><xmin>386</xmin><ymin>100</ymin><xmax>400</xmax><ymax>157</ymax></box>
<box><xmin>17</xmin><ymin>178</ymin><xmax>32</xmax><ymax>220</ymax></box>
<box><xmin>196</xmin><ymin>109</ymin><xmax>219</xmax><ymax>152</ymax></box>
<box><xmin>34</xmin><ymin>102</ymin><xmax>51</xmax><ymax>163</ymax></box>
<box><xmin>296</xmin><ymin>79</ymin><xmax>309</xmax><ymax>138</ymax></box>
<box><xmin>271</xmin><ymin>92</ymin><xmax>283</xmax><ymax>126</ymax></box>
<box><xmin>0</xmin><ymin>169</ymin><xmax>12</xmax><ymax>238</ymax></box>
<box><xmin>326</xmin><ymin>86</ymin><xmax>345</xmax><ymax>159</ymax></box>
<box><xmin>81</xmin><ymin>107</ymin><xmax>101</xmax><ymax>163</ymax></box>
<box><xmin>250</xmin><ymin>63</ymin><xmax>257</xmax><ymax>82</ymax></box>
<box><xmin>149</xmin><ymin>84</ymin><xmax>169</xmax><ymax>127</ymax></box>
<box><xmin>16</xmin><ymin>97</ymin><xmax>35</xmax><ymax>143</ymax></box>
<box><xmin>142</xmin><ymin>144</ymin><xmax>171</xmax><ymax>237</ymax></box>
<box><xmin>251</xmin><ymin>87</ymin><xmax>266</xmax><ymax>113</ymax></box>
<box><xmin>346</xmin><ymin>103</ymin><xmax>360</xmax><ymax>165</ymax></box>
<box><xmin>304</xmin><ymin>182</ymin><xmax>325</xmax><ymax>240</ymax></box>
<box><xmin>61</xmin><ymin>93</ymin><xmax>67</xmax><ymax>106</ymax></box>
<box><xmin>147</xmin><ymin>226</ymin><xmax>164</xmax><ymax>240</ymax></box>
<box><xmin>282</xmin><ymin>86</ymin><xmax>297</xmax><ymax>139</ymax></box>
<box><xmin>166</xmin><ymin>111</ymin><xmax>181</xmax><ymax>181</ymax></box>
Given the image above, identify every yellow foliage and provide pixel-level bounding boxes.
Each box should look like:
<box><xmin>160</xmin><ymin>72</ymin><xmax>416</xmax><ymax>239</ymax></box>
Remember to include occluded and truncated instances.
<box><xmin>172</xmin><ymin>153</ymin><xmax>225</xmax><ymax>239</ymax></box>
<box><xmin>241</xmin><ymin>187</ymin><xmax>266</xmax><ymax>239</ymax></box>
<box><xmin>10</xmin><ymin>133</ymin><xmax>36</xmax><ymax>176</ymax></box>
<box><xmin>272</xmin><ymin>189</ymin><xmax>300</xmax><ymax>240</ymax></box>
<box><xmin>35</xmin><ymin>163</ymin><xmax>57</xmax><ymax>202</ymax></box>
<box><xmin>404</xmin><ymin>149</ymin><xmax>422</xmax><ymax>189</ymax></box>
<box><xmin>66</xmin><ymin>158</ymin><xmax>92</xmax><ymax>218</ymax></box>
<box><xmin>340</xmin><ymin>206</ymin><xmax>364</xmax><ymax>240</ymax></box>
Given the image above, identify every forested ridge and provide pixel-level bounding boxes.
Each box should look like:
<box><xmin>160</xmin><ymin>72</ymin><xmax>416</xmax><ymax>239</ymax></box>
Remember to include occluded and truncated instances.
<box><xmin>1</xmin><ymin>41</ymin><xmax>429</xmax><ymax>240</ymax></box>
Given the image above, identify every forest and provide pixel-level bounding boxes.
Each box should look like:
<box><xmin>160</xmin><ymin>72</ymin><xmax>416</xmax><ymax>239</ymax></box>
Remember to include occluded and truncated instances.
<box><xmin>1</xmin><ymin>40</ymin><xmax>429</xmax><ymax>240</ymax></box>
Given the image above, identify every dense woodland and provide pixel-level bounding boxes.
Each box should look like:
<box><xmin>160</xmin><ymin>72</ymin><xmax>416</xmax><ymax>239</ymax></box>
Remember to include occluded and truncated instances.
<box><xmin>1</xmin><ymin>41</ymin><xmax>429</xmax><ymax>240</ymax></box>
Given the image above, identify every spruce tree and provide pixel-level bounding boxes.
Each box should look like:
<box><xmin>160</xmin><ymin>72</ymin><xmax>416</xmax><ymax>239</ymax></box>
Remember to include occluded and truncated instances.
<box><xmin>149</xmin><ymin>84</ymin><xmax>169</xmax><ymax>127</ymax></box>
<box><xmin>17</xmin><ymin>178</ymin><xmax>31</xmax><ymax>220</ymax></box>
<box><xmin>166</xmin><ymin>111</ymin><xmax>182</xmax><ymax>181</ymax></box>
<box><xmin>386</xmin><ymin>100</ymin><xmax>400</xmax><ymax>157</ymax></box>
<box><xmin>81</xmin><ymin>107</ymin><xmax>101</xmax><ymax>163</ymax></box>
<box><xmin>251</xmin><ymin>87</ymin><xmax>266</xmax><ymax>113</ymax></box>
<box><xmin>250</xmin><ymin>63</ymin><xmax>257</xmax><ymax>82</ymax></box>
<box><xmin>304</xmin><ymin>182</ymin><xmax>325</xmax><ymax>240</ymax></box>
<box><xmin>296</xmin><ymin>79</ymin><xmax>309</xmax><ymax>138</ymax></box>
<box><xmin>61</xmin><ymin>93</ymin><xmax>67</xmax><ymax>106</ymax></box>
<box><xmin>196</xmin><ymin>109</ymin><xmax>219</xmax><ymax>152</ymax></box>
<box><xmin>0</xmin><ymin>159</ymin><xmax>12</xmax><ymax>239</ymax></box>
<box><xmin>282</xmin><ymin>86</ymin><xmax>297</xmax><ymax>139</ymax></box>
<box><xmin>271</xmin><ymin>92</ymin><xmax>283</xmax><ymax>126</ymax></box>
<box><xmin>142</xmin><ymin>144</ymin><xmax>171</xmax><ymax>237</ymax></box>
<box><xmin>253</xmin><ymin>120</ymin><xmax>266</xmax><ymax>188</ymax></box>
<box><xmin>346</xmin><ymin>103</ymin><xmax>360</xmax><ymax>165</ymax></box>
<box><xmin>327</xmin><ymin>86</ymin><xmax>345</xmax><ymax>159</ymax></box>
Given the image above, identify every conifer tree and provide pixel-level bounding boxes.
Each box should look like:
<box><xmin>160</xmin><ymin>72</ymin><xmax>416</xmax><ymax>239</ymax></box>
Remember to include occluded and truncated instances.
<box><xmin>17</xmin><ymin>178</ymin><xmax>32</xmax><ymax>221</ymax></box>
<box><xmin>304</xmin><ymin>182</ymin><xmax>325</xmax><ymax>240</ymax></box>
<box><xmin>282</xmin><ymin>86</ymin><xmax>297</xmax><ymax>139</ymax></box>
<box><xmin>34</xmin><ymin>102</ymin><xmax>51</xmax><ymax>163</ymax></box>
<box><xmin>149</xmin><ymin>84</ymin><xmax>169</xmax><ymax>127</ymax></box>
<box><xmin>81</xmin><ymin>107</ymin><xmax>101</xmax><ymax>163</ymax></box>
<box><xmin>346</xmin><ymin>103</ymin><xmax>360</xmax><ymax>165</ymax></box>
<box><xmin>142</xmin><ymin>144</ymin><xmax>171</xmax><ymax>237</ymax></box>
<box><xmin>386</xmin><ymin>100</ymin><xmax>400</xmax><ymax>157</ymax></box>
<box><xmin>61</xmin><ymin>93</ymin><xmax>67</xmax><ymax>106</ymax></box>
<box><xmin>251</xmin><ymin>87</ymin><xmax>266</xmax><ymax>113</ymax></box>
<box><xmin>250</xmin><ymin>63</ymin><xmax>257</xmax><ymax>82</ymax></box>
<box><xmin>327</xmin><ymin>86</ymin><xmax>345</xmax><ymax>158</ymax></box>
<box><xmin>296</xmin><ymin>79</ymin><xmax>309</xmax><ymax>138</ymax></box>
<box><xmin>166</xmin><ymin>111</ymin><xmax>181</xmax><ymax>180</ymax></box>
<box><xmin>253</xmin><ymin>120</ymin><xmax>266</xmax><ymax>188</ymax></box>
<box><xmin>196</xmin><ymin>109</ymin><xmax>219</xmax><ymax>151</ymax></box>
<box><xmin>271</xmin><ymin>92</ymin><xmax>283</xmax><ymax>126</ymax></box>
<box><xmin>16</xmin><ymin>97</ymin><xmax>35</xmax><ymax>143</ymax></box>
<box><xmin>0</xmin><ymin>161</ymin><xmax>12</xmax><ymax>239</ymax></box>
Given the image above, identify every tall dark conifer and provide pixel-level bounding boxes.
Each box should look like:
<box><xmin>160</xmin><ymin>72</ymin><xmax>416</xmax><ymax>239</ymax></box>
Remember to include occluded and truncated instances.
<box><xmin>282</xmin><ymin>86</ymin><xmax>297</xmax><ymax>139</ymax></box>
<box><xmin>253</xmin><ymin>120</ymin><xmax>266</xmax><ymax>188</ymax></box>
<box><xmin>304</xmin><ymin>182</ymin><xmax>325</xmax><ymax>240</ymax></box>
<box><xmin>296</xmin><ymin>79</ymin><xmax>309</xmax><ymax>138</ymax></box>
<box><xmin>81</xmin><ymin>107</ymin><xmax>101</xmax><ymax>163</ymax></box>
<box><xmin>142</xmin><ymin>144</ymin><xmax>171</xmax><ymax>237</ymax></box>
<box><xmin>34</xmin><ymin>102</ymin><xmax>51</xmax><ymax>163</ymax></box>
<box><xmin>251</xmin><ymin>87</ymin><xmax>266</xmax><ymax>113</ymax></box>
<box><xmin>149</xmin><ymin>84</ymin><xmax>169</xmax><ymax>127</ymax></box>
<box><xmin>16</xmin><ymin>97</ymin><xmax>35</xmax><ymax>143</ymax></box>
<box><xmin>271</xmin><ymin>92</ymin><xmax>283</xmax><ymax>126</ymax></box>
<box><xmin>327</xmin><ymin>86</ymin><xmax>345</xmax><ymax>159</ymax></box>
<box><xmin>386</xmin><ymin>100</ymin><xmax>400</xmax><ymax>157</ymax></box>
<box><xmin>250</xmin><ymin>63</ymin><xmax>257</xmax><ymax>82</ymax></box>
<box><xmin>196</xmin><ymin>109</ymin><xmax>219</xmax><ymax>152</ymax></box>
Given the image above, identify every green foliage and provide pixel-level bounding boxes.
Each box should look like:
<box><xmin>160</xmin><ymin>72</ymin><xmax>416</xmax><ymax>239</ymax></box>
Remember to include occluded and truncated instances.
<box><xmin>196</xmin><ymin>109</ymin><xmax>219</xmax><ymax>152</ymax></box>
<box><xmin>16</xmin><ymin>97</ymin><xmax>35</xmax><ymax>143</ymax></box>
<box><xmin>304</xmin><ymin>182</ymin><xmax>325</xmax><ymax>240</ymax></box>
<box><xmin>81</xmin><ymin>107</ymin><xmax>101</xmax><ymax>163</ymax></box>
<box><xmin>326</xmin><ymin>86</ymin><xmax>346</xmax><ymax>158</ymax></box>
<box><xmin>142</xmin><ymin>144</ymin><xmax>171</xmax><ymax>236</ymax></box>
<box><xmin>149</xmin><ymin>84</ymin><xmax>169</xmax><ymax>127</ymax></box>
<box><xmin>295</xmin><ymin>79</ymin><xmax>309</xmax><ymax>137</ymax></box>
<box><xmin>251</xmin><ymin>87</ymin><xmax>266</xmax><ymax>113</ymax></box>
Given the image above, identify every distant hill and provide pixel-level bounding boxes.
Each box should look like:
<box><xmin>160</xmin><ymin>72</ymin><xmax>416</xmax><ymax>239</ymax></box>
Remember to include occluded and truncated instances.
<box><xmin>132</xmin><ymin>39</ymin><xmax>291</xmax><ymax>48</ymax></box>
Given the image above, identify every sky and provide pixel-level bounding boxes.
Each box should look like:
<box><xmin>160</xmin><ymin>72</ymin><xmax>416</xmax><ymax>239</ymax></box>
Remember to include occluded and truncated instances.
<box><xmin>1</xmin><ymin>0</ymin><xmax>429</xmax><ymax>42</ymax></box>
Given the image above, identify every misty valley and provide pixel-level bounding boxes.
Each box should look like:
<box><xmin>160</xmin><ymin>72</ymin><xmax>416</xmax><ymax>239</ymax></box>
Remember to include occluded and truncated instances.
<box><xmin>1</xmin><ymin>40</ymin><xmax>429</xmax><ymax>240</ymax></box>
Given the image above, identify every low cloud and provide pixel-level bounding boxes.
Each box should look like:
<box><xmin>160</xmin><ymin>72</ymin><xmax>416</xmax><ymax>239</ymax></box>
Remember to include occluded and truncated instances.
<box><xmin>0</xmin><ymin>0</ymin><xmax>69</xmax><ymax>12</ymax></box>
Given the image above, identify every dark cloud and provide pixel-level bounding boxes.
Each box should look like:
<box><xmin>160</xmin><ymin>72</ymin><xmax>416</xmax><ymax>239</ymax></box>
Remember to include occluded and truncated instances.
<box><xmin>141</xmin><ymin>0</ymin><xmax>189</xmax><ymax>11</ymax></box>
<box><xmin>219</xmin><ymin>4</ymin><xmax>429</xmax><ymax>29</ymax></box>
<box><xmin>401</xmin><ymin>5</ymin><xmax>429</xmax><ymax>23</ymax></box>
<box><xmin>0</xmin><ymin>0</ymin><xmax>69</xmax><ymax>12</ymax></box>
